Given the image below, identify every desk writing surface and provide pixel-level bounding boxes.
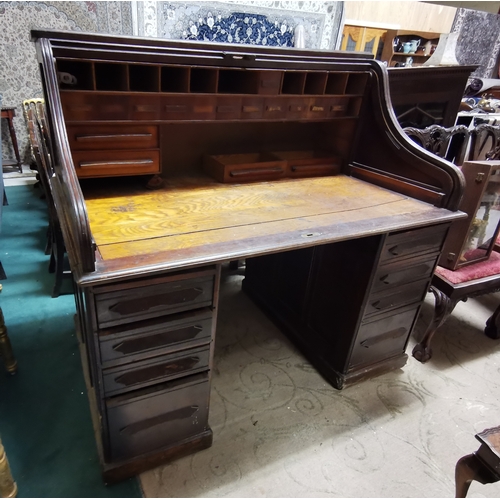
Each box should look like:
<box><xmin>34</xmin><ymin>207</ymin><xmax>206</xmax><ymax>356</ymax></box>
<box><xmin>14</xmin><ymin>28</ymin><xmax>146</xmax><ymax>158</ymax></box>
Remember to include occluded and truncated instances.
<box><xmin>80</xmin><ymin>175</ymin><xmax>462</xmax><ymax>280</ymax></box>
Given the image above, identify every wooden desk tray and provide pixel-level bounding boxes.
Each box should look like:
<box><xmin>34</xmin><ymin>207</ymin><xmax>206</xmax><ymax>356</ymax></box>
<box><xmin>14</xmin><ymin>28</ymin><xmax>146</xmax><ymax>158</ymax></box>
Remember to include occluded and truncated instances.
<box><xmin>203</xmin><ymin>151</ymin><xmax>341</xmax><ymax>183</ymax></box>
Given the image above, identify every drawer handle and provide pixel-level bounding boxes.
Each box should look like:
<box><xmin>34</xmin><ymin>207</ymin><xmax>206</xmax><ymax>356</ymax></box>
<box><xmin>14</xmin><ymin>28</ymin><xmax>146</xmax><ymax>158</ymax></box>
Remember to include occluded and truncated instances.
<box><xmin>230</xmin><ymin>167</ymin><xmax>284</xmax><ymax>177</ymax></box>
<box><xmin>360</xmin><ymin>327</ymin><xmax>407</xmax><ymax>348</ymax></box>
<box><xmin>79</xmin><ymin>159</ymin><xmax>154</xmax><ymax>168</ymax></box>
<box><xmin>108</xmin><ymin>288</ymin><xmax>205</xmax><ymax>316</ymax></box>
<box><xmin>114</xmin><ymin>356</ymin><xmax>201</xmax><ymax>386</ymax></box>
<box><xmin>76</xmin><ymin>133</ymin><xmax>152</xmax><ymax>142</ymax></box>
<box><xmin>111</xmin><ymin>325</ymin><xmax>204</xmax><ymax>355</ymax></box>
<box><xmin>217</xmin><ymin>105</ymin><xmax>236</xmax><ymax>113</ymax></box>
<box><xmin>119</xmin><ymin>406</ymin><xmax>199</xmax><ymax>436</ymax></box>
<box><xmin>310</xmin><ymin>106</ymin><xmax>324</xmax><ymax>112</ymax></box>
<box><xmin>242</xmin><ymin>105</ymin><xmax>260</xmax><ymax>113</ymax></box>
<box><xmin>266</xmin><ymin>105</ymin><xmax>282</xmax><ymax>112</ymax></box>
<box><xmin>388</xmin><ymin>245</ymin><xmax>400</xmax><ymax>256</ymax></box>
<box><xmin>379</xmin><ymin>264</ymin><xmax>432</xmax><ymax>285</ymax></box>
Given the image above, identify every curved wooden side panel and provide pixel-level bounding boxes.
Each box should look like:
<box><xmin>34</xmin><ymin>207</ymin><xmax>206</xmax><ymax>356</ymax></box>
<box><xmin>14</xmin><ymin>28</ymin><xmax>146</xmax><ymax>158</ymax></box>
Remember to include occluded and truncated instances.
<box><xmin>36</xmin><ymin>37</ymin><xmax>96</xmax><ymax>276</ymax></box>
<box><xmin>350</xmin><ymin>60</ymin><xmax>465</xmax><ymax>212</ymax></box>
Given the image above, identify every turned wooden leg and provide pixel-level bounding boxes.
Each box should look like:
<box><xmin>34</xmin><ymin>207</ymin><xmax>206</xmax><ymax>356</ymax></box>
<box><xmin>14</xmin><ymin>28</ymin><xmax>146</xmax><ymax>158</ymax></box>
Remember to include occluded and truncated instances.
<box><xmin>455</xmin><ymin>452</ymin><xmax>499</xmax><ymax>498</ymax></box>
<box><xmin>484</xmin><ymin>302</ymin><xmax>500</xmax><ymax>339</ymax></box>
<box><xmin>412</xmin><ymin>286</ymin><xmax>458</xmax><ymax>363</ymax></box>
<box><xmin>0</xmin><ymin>436</ymin><xmax>17</xmax><ymax>498</ymax></box>
<box><xmin>0</xmin><ymin>306</ymin><xmax>17</xmax><ymax>375</ymax></box>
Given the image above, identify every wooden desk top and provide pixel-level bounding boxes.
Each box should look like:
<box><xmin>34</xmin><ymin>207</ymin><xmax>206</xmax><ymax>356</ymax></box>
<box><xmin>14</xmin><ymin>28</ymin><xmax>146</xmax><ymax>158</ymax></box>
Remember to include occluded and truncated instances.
<box><xmin>78</xmin><ymin>175</ymin><xmax>463</xmax><ymax>285</ymax></box>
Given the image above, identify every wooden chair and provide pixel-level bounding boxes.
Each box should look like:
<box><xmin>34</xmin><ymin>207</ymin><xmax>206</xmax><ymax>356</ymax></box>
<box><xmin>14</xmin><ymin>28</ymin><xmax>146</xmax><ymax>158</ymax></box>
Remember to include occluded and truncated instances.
<box><xmin>25</xmin><ymin>101</ymin><xmax>71</xmax><ymax>298</ymax></box>
<box><xmin>455</xmin><ymin>425</ymin><xmax>500</xmax><ymax>497</ymax></box>
<box><xmin>404</xmin><ymin>124</ymin><xmax>500</xmax><ymax>362</ymax></box>
<box><xmin>403</xmin><ymin>124</ymin><xmax>471</xmax><ymax>165</ymax></box>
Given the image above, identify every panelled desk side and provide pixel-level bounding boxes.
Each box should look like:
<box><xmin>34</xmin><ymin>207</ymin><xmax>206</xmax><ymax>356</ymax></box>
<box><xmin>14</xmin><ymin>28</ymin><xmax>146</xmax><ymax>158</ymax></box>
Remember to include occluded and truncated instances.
<box><xmin>32</xmin><ymin>30</ymin><xmax>465</xmax><ymax>482</ymax></box>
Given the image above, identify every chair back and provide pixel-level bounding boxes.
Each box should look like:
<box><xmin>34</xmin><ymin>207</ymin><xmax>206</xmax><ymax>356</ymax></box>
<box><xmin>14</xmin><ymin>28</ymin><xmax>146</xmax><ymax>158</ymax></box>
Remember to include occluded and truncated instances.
<box><xmin>469</xmin><ymin>123</ymin><xmax>500</xmax><ymax>161</ymax></box>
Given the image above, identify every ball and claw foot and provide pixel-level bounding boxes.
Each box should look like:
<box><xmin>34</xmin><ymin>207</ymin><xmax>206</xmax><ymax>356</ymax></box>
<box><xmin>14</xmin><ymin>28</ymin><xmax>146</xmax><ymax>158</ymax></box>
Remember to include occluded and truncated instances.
<box><xmin>412</xmin><ymin>343</ymin><xmax>432</xmax><ymax>363</ymax></box>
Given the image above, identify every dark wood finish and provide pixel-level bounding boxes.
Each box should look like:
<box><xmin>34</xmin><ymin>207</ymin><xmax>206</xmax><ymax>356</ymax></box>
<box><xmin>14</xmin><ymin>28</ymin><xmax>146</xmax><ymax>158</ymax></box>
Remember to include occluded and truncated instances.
<box><xmin>1</xmin><ymin>107</ymin><xmax>22</xmax><ymax>173</ymax></box>
<box><xmin>388</xmin><ymin>66</ymin><xmax>476</xmax><ymax>128</ymax></box>
<box><xmin>455</xmin><ymin>426</ymin><xmax>500</xmax><ymax>497</ymax></box>
<box><xmin>31</xmin><ymin>29</ymin><xmax>466</xmax><ymax>481</ymax></box>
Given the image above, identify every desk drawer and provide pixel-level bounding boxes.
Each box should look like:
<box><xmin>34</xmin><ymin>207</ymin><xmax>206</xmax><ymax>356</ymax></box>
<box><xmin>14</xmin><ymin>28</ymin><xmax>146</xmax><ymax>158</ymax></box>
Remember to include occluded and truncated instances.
<box><xmin>363</xmin><ymin>278</ymin><xmax>429</xmax><ymax>317</ymax></box>
<box><xmin>72</xmin><ymin>149</ymin><xmax>160</xmax><ymax>178</ymax></box>
<box><xmin>380</xmin><ymin>224</ymin><xmax>449</xmax><ymax>263</ymax></box>
<box><xmin>103</xmin><ymin>345</ymin><xmax>210</xmax><ymax>396</ymax></box>
<box><xmin>95</xmin><ymin>275</ymin><xmax>215</xmax><ymax>328</ymax></box>
<box><xmin>99</xmin><ymin>312</ymin><xmax>213</xmax><ymax>366</ymax></box>
<box><xmin>67</xmin><ymin>125</ymin><xmax>159</xmax><ymax>150</ymax></box>
<box><xmin>106</xmin><ymin>372</ymin><xmax>210</xmax><ymax>461</ymax></box>
<box><xmin>350</xmin><ymin>306</ymin><xmax>418</xmax><ymax>368</ymax></box>
<box><xmin>372</xmin><ymin>253</ymin><xmax>439</xmax><ymax>293</ymax></box>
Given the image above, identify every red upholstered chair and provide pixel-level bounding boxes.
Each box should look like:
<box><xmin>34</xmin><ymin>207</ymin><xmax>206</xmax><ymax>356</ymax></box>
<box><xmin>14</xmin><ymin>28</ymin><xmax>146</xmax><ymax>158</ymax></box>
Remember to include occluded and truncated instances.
<box><xmin>412</xmin><ymin>251</ymin><xmax>500</xmax><ymax>362</ymax></box>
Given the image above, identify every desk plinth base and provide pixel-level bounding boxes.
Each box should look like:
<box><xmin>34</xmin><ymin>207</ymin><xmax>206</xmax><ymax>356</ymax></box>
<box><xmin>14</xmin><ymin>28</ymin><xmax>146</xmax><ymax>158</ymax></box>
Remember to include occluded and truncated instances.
<box><xmin>100</xmin><ymin>430</ymin><xmax>213</xmax><ymax>485</ymax></box>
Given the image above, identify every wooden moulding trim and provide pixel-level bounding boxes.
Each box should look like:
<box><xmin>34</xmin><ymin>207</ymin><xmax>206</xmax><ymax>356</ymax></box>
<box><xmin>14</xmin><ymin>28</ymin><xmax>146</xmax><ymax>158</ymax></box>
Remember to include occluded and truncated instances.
<box><xmin>350</xmin><ymin>164</ymin><xmax>446</xmax><ymax>207</ymax></box>
<box><xmin>39</xmin><ymin>37</ymin><xmax>96</xmax><ymax>274</ymax></box>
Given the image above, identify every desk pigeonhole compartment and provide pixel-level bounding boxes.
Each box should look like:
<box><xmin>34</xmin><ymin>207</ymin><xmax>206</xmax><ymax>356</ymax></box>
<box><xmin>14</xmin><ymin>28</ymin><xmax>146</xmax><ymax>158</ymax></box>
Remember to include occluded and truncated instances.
<box><xmin>102</xmin><ymin>344</ymin><xmax>210</xmax><ymax>396</ymax></box>
<box><xmin>106</xmin><ymin>372</ymin><xmax>210</xmax><ymax>461</ymax></box>
<box><xmin>99</xmin><ymin>309</ymin><xmax>213</xmax><ymax>367</ymax></box>
<box><xmin>95</xmin><ymin>274</ymin><xmax>215</xmax><ymax>329</ymax></box>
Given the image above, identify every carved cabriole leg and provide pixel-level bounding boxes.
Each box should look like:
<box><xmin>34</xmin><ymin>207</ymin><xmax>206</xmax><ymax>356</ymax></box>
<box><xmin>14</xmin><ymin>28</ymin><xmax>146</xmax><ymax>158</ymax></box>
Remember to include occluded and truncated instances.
<box><xmin>484</xmin><ymin>303</ymin><xmax>500</xmax><ymax>339</ymax></box>
<box><xmin>0</xmin><ymin>307</ymin><xmax>17</xmax><ymax>375</ymax></box>
<box><xmin>412</xmin><ymin>286</ymin><xmax>457</xmax><ymax>363</ymax></box>
<box><xmin>0</xmin><ymin>437</ymin><xmax>17</xmax><ymax>498</ymax></box>
<box><xmin>455</xmin><ymin>452</ymin><xmax>499</xmax><ymax>498</ymax></box>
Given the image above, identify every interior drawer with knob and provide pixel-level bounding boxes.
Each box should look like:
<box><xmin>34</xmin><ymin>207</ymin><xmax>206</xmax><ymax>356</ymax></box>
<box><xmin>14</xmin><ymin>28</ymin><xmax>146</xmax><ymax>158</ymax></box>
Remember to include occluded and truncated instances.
<box><xmin>95</xmin><ymin>275</ymin><xmax>215</xmax><ymax>329</ymax></box>
<box><xmin>102</xmin><ymin>344</ymin><xmax>210</xmax><ymax>396</ymax></box>
<box><xmin>349</xmin><ymin>306</ymin><xmax>419</xmax><ymax>369</ymax></box>
<box><xmin>99</xmin><ymin>309</ymin><xmax>213</xmax><ymax>367</ymax></box>
<box><xmin>363</xmin><ymin>278</ymin><xmax>430</xmax><ymax>318</ymax></box>
<box><xmin>380</xmin><ymin>224</ymin><xmax>449</xmax><ymax>263</ymax></box>
<box><xmin>106</xmin><ymin>372</ymin><xmax>210</xmax><ymax>461</ymax></box>
<box><xmin>67</xmin><ymin>124</ymin><xmax>159</xmax><ymax>150</ymax></box>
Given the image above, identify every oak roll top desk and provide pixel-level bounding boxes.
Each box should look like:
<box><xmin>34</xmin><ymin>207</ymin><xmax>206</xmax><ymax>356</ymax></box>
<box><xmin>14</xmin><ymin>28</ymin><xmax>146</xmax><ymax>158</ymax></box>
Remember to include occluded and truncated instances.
<box><xmin>32</xmin><ymin>30</ymin><xmax>465</xmax><ymax>482</ymax></box>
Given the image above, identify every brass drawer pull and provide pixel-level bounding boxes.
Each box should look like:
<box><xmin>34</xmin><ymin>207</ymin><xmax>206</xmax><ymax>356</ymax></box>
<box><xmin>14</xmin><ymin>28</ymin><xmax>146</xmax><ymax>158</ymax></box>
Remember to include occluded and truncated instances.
<box><xmin>266</xmin><ymin>105</ymin><xmax>282</xmax><ymax>112</ymax></box>
<box><xmin>79</xmin><ymin>159</ymin><xmax>154</xmax><ymax>168</ymax></box>
<box><xmin>310</xmin><ymin>106</ymin><xmax>324</xmax><ymax>112</ymax></box>
<box><xmin>230</xmin><ymin>167</ymin><xmax>284</xmax><ymax>177</ymax></box>
<box><xmin>76</xmin><ymin>133</ymin><xmax>152</xmax><ymax>142</ymax></box>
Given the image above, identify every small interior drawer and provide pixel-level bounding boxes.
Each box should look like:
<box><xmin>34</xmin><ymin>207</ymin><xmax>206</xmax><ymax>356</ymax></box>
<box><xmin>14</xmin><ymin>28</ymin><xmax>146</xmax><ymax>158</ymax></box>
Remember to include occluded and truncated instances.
<box><xmin>103</xmin><ymin>345</ymin><xmax>210</xmax><ymax>396</ymax></box>
<box><xmin>95</xmin><ymin>275</ymin><xmax>214</xmax><ymax>329</ymax></box>
<box><xmin>203</xmin><ymin>153</ymin><xmax>286</xmax><ymax>183</ymax></box>
<box><xmin>99</xmin><ymin>311</ymin><xmax>213</xmax><ymax>366</ymax></box>
<box><xmin>270</xmin><ymin>150</ymin><xmax>342</xmax><ymax>178</ymax></box>
<box><xmin>67</xmin><ymin>124</ymin><xmax>159</xmax><ymax>150</ymax></box>
<box><xmin>349</xmin><ymin>306</ymin><xmax>418</xmax><ymax>369</ymax></box>
<box><xmin>363</xmin><ymin>278</ymin><xmax>429</xmax><ymax>318</ymax></box>
<box><xmin>72</xmin><ymin>149</ymin><xmax>160</xmax><ymax>178</ymax></box>
<box><xmin>380</xmin><ymin>224</ymin><xmax>449</xmax><ymax>262</ymax></box>
<box><xmin>106</xmin><ymin>373</ymin><xmax>210</xmax><ymax>461</ymax></box>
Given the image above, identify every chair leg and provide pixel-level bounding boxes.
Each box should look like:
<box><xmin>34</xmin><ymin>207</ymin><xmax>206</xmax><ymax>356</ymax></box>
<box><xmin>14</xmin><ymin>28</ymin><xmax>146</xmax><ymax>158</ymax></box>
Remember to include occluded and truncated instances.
<box><xmin>0</xmin><ymin>306</ymin><xmax>17</xmax><ymax>375</ymax></box>
<box><xmin>51</xmin><ymin>234</ymin><xmax>66</xmax><ymax>298</ymax></box>
<box><xmin>412</xmin><ymin>286</ymin><xmax>458</xmax><ymax>363</ymax></box>
<box><xmin>455</xmin><ymin>452</ymin><xmax>499</xmax><ymax>498</ymax></box>
<box><xmin>484</xmin><ymin>303</ymin><xmax>500</xmax><ymax>339</ymax></box>
<box><xmin>0</xmin><ymin>437</ymin><xmax>17</xmax><ymax>498</ymax></box>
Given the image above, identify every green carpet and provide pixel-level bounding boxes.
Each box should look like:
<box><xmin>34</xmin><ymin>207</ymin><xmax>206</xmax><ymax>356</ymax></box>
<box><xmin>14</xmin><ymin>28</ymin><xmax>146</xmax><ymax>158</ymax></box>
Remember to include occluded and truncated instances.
<box><xmin>0</xmin><ymin>184</ymin><xmax>142</xmax><ymax>498</ymax></box>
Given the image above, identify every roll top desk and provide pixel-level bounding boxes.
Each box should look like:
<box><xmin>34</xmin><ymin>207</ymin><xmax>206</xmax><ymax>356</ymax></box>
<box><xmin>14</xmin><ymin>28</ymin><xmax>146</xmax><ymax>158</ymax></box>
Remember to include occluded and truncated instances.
<box><xmin>32</xmin><ymin>30</ymin><xmax>465</xmax><ymax>482</ymax></box>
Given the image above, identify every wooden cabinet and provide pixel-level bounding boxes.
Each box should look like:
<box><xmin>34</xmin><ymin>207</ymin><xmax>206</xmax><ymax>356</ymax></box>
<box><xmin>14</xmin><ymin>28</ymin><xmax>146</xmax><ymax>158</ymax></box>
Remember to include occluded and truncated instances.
<box><xmin>381</xmin><ymin>29</ymin><xmax>440</xmax><ymax>68</ymax></box>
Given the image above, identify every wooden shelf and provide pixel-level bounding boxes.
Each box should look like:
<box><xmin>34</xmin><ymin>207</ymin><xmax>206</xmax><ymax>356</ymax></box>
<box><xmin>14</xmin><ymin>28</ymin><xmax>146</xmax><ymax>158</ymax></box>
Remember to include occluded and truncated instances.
<box><xmin>381</xmin><ymin>29</ymin><xmax>440</xmax><ymax>68</ymax></box>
